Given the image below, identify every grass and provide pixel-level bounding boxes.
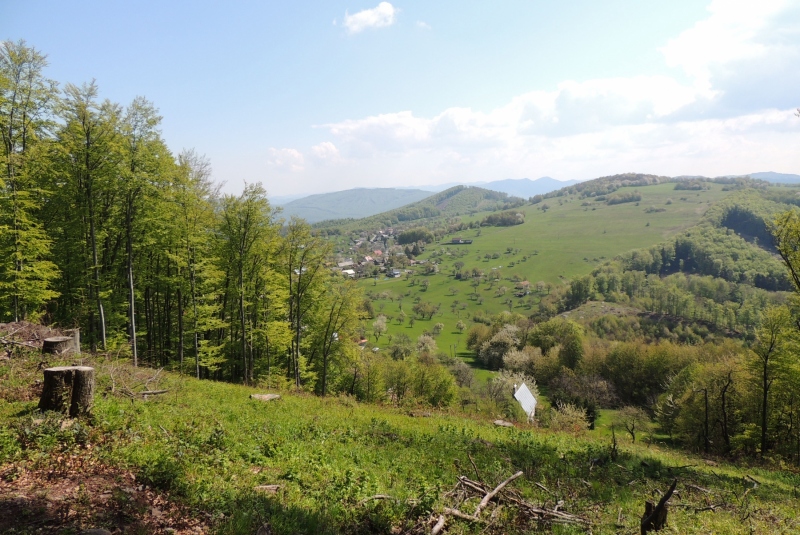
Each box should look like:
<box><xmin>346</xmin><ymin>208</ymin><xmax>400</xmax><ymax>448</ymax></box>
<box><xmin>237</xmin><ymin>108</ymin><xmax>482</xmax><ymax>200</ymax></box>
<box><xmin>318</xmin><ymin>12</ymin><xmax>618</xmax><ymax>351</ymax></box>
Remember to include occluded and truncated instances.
<box><xmin>359</xmin><ymin>183</ymin><xmax>733</xmax><ymax>377</ymax></box>
<box><xmin>2</xmin><ymin>353</ymin><xmax>800</xmax><ymax>534</ymax></box>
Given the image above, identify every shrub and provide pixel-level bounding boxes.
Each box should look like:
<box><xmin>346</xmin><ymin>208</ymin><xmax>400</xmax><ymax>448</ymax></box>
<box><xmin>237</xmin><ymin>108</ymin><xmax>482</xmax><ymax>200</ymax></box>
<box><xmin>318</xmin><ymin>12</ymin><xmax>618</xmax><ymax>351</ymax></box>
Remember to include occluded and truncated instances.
<box><xmin>547</xmin><ymin>402</ymin><xmax>589</xmax><ymax>434</ymax></box>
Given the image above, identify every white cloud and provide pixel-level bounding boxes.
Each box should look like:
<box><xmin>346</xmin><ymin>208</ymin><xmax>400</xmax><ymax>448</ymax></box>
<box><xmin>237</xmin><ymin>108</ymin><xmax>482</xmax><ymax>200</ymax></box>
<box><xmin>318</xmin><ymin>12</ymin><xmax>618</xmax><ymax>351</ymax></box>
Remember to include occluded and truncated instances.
<box><xmin>266</xmin><ymin>148</ymin><xmax>304</xmax><ymax>172</ymax></box>
<box><xmin>342</xmin><ymin>2</ymin><xmax>398</xmax><ymax>34</ymax></box>
<box><xmin>311</xmin><ymin>141</ymin><xmax>341</xmax><ymax>162</ymax></box>
<box><xmin>415</xmin><ymin>21</ymin><xmax>431</xmax><ymax>30</ymax></box>
<box><xmin>320</xmin><ymin>74</ymin><xmax>707</xmax><ymax>153</ymax></box>
<box><xmin>263</xmin><ymin>1</ymin><xmax>800</xmax><ymax>195</ymax></box>
<box><xmin>660</xmin><ymin>0</ymin><xmax>792</xmax><ymax>91</ymax></box>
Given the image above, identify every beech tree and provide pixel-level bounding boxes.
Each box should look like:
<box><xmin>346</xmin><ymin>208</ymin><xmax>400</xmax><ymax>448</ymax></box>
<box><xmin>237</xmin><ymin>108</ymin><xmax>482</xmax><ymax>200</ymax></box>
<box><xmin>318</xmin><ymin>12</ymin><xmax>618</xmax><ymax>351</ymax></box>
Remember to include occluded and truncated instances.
<box><xmin>282</xmin><ymin>218</ymin><xmax>331</xmax><ymax>388</ymax></box>
<box><xmin>216</xmin><ymin>183</ymin><xmax>277</xmax><ymax>384</ymax></box>
<box><xmin>0</xmin><ymin>40</ymin><xmax>59</xmax><ymax>321</ymax></box>
<box><xmin>53</xmin><ymin>81</ymin><xmax>121</xmax><ymax>350</ymax></box>
<box><xmin>750</xmin><ymin>306</ymin><xmax>793</xmax><ymax>458</ymax></box>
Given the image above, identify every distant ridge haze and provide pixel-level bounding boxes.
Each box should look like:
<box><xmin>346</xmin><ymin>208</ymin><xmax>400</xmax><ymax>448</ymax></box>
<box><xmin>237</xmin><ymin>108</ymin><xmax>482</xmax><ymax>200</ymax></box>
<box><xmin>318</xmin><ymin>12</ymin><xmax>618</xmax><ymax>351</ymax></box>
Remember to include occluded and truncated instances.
<box><xmin>275</xmin><ymin>177</ymin><xmax>579</xmax><ymax>224</ymax></box>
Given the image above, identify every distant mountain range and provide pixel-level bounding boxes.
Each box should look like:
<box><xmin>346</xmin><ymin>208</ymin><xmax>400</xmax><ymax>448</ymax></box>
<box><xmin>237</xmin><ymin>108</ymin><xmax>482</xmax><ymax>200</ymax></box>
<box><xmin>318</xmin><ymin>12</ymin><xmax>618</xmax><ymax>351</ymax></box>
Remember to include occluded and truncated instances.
<box><xmin>747</xmin><ymin>171</ymin><xmax>800</xmax><ymax>183</ymax></box>
<box><xmin>278</xmin><ymin>188</ymin><xmax>434</xmax><ymax>223</ymax></box>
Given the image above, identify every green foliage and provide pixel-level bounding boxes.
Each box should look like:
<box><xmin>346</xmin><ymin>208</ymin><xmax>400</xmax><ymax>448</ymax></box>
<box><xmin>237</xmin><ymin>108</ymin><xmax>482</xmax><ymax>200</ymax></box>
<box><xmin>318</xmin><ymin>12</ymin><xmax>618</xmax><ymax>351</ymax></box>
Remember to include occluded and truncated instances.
<box><xmin>530</xmin><ymin>318</ymin><xmax>584</xmax><ymax>369</ymax></box>
<box><xmin>606</xmin><ymin>191</ymin><xmax>642</xmax><ymax>205</ymax></box>
<box><xmin>480</xmin><ymin>210</ymin><xmax>524</xmax><ymax>227</ymax></box>
<box><xmin>396</xmin><ymin>227</ymin><xmax>435</xmax><ymax>245</ymax></box>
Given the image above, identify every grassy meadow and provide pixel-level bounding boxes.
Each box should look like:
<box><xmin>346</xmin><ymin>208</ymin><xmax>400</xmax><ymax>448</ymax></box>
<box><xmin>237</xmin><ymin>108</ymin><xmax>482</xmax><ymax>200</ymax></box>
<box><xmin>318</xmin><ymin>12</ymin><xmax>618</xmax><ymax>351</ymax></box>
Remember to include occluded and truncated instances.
<box><xmin>2</xmin><ymin>355</ymin><xmax>799</xmax><ymax>534</ymax></box>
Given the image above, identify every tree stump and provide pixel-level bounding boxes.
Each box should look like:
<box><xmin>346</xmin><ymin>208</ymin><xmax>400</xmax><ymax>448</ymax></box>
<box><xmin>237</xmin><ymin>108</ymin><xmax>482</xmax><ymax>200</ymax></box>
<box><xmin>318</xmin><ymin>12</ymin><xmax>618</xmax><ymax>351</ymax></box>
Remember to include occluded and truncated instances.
<box><xmin>641</xmin><ymin>479</ymin><xmax>677</xmax><ymax>534</ymax></box>
<box><xmin>42</xmin><ymin>335</ymin><xmax>78</xmax><ymax>355</ymax></box>
<box><xmin>38</xmin><ymin>366</ymin><xmax>95</xmax><ymax>417</ymax></box>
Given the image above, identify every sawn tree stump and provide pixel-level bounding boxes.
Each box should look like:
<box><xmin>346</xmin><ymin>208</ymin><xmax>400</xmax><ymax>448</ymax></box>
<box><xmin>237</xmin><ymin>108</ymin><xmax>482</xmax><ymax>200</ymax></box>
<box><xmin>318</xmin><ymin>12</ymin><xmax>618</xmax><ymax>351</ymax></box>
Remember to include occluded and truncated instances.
<box><xmin>42</xmin><ymin>335</ymin><xmax>79</xmax><ymax>355</ymax></box>
<box><xmin>38</xmin><ymin>366</ymin><xmax>95</xmax><ymax>417</ymax></box>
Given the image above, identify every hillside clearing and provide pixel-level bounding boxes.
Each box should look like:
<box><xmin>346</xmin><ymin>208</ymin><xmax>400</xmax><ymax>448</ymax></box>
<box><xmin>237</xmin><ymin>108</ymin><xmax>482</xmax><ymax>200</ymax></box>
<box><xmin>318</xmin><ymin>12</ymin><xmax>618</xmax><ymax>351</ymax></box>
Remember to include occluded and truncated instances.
<box><xmin>2</xmin><ymin>353</ymin><xmax>799</xmax><ymax>534</ymax></box>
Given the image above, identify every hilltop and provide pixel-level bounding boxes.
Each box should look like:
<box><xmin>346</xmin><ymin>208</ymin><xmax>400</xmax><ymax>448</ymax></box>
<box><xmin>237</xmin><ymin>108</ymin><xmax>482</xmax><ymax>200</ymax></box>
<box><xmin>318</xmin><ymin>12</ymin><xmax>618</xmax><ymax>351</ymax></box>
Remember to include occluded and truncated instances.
<box><xmin>313</xmin><ymin>185</ymin><xmax>526</xmax><ymax>232</ymax></box>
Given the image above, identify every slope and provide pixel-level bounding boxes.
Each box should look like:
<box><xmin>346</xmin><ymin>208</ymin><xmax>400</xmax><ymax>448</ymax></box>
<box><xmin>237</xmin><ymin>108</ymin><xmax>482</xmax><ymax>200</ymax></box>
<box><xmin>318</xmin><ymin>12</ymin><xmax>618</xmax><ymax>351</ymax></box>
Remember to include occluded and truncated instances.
<box><xmin>314</xmin><ymin>185</ymin><xmax>525</xmax><ymax>232</ymax></box>
<box><xmin>280</xmin><ymin>188</ymin><xmax>434</xmax><ymax>223</ymax></box>
<box><xmin>2</xmin><ymin>353</ymin><xmax>798</xmax><ymax>535</ymax></box>
<box><xmin>357</xmin><ymin>182</ymin><xmax>735</xmax><ymax>366</ymax></box>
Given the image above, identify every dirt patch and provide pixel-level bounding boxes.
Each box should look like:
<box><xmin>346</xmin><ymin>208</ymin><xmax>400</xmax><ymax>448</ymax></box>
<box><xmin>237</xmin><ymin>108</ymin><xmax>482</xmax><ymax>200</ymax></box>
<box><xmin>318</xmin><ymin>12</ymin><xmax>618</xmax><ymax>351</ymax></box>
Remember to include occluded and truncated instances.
<box><xmin>0</xmin><ymin>455</ymin><xmax>209</xmax><ymax>534</ymax></box>
<box><xmin>0</xmin><ymin>321</ymin><xmax>65</xmax><ymax>349</ymax></box>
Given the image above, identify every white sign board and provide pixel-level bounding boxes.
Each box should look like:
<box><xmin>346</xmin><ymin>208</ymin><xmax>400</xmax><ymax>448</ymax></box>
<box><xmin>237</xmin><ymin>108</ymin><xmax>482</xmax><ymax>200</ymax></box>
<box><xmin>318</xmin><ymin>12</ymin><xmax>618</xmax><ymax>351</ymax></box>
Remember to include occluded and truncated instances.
<box><xmin>513</xmin><ymin>383</ymin><xmax>537</xmax><ymax>419</ymax></box>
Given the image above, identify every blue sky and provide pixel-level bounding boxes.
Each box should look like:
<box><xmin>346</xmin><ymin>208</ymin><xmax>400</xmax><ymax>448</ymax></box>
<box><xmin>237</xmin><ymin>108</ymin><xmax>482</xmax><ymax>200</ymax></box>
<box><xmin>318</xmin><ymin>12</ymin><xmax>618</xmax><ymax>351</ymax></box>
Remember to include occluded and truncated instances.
<box><xmin>4</xmin><ymin>1</ymin><xmax>800</xmax><ymax>196</ymax></box>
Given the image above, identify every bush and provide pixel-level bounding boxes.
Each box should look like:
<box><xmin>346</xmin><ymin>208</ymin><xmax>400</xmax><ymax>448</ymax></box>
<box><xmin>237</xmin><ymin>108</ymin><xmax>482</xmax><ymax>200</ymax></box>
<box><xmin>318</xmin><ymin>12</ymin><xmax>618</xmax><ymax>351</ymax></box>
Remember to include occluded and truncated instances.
<box><xmin>481</xmin><ymin>211</ymin><xmax>524</xmax><ymax>227</ymax></box>
<box><xmin>546</xmin><ymin>402</ymin><xmax>589</xmax><ymax>434</ymax></box>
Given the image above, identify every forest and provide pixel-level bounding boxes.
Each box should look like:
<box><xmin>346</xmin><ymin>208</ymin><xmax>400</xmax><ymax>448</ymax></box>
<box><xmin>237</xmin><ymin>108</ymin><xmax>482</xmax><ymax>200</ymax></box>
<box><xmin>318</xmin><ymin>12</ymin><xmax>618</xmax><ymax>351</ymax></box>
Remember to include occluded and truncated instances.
<box><xmin>7</xmin><ymin>38</ymin><xmax>800</xmax><ymax>467</ymax></box>
<box><xmin>0</xmin><ymin>40</ymin><xmax>367</xmax><ymax>393</ymax></box>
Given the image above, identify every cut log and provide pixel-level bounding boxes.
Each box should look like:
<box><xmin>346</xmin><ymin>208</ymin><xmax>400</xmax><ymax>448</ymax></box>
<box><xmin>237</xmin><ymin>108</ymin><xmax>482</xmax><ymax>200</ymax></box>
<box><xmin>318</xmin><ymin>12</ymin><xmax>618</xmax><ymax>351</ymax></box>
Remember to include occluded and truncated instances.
<box><xmin>250</xmin><ymin>393</ymin><xmax>281</xmax><ymax>402</ymax></box>
<box><xmin>42</xmin><ymin>336</ymin><xmax>77</xmax><ymax>355</ymax></box>
<box><xmin>38</xmin><ymin>366</ymin><xmax>95</xmax><ymax>417</ymax></box>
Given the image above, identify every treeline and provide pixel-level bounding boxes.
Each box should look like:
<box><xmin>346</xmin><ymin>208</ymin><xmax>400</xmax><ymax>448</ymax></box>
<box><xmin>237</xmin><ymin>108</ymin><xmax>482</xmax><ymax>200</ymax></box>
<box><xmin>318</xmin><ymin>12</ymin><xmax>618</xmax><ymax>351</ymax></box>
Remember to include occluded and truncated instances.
<box><xmin>0</xmin><ymin>40</ymin><xmax>368</xmax><ymax>392</ymax></box>
<box><xmin>396</xmin><ymin>227</ymin><xmax>435</xmax><ymax>245</ymax></box>
<box><xmin>464</xmin><ymin>307</ymin><xmax>800</xmax><ymax>462</ymax></box>
<box><xmin>538</xmin><ymin>265</ymin><xmax>781</xmax><ymax>335</ymax></box>
<box><xmin>529</xmin><ymin>173</ymin><xmax>771</xmax><ymax>205</ymax></box>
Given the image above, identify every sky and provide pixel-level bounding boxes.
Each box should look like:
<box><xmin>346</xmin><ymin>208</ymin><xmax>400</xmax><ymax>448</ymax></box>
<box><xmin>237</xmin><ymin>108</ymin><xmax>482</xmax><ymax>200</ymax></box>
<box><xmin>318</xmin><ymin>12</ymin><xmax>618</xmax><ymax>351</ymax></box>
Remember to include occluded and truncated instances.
<box><xmin>3</xmin><ymin>0</ymin><xmax>800</xmax><ymax>197</ymax></box>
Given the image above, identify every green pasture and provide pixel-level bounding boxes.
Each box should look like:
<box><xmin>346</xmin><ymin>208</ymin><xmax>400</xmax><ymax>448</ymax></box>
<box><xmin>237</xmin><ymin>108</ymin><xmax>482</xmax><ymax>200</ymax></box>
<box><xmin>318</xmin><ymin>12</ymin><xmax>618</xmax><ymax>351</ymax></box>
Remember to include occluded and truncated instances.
<box><xmin>359</xmin><ymin>183</ymin><xmax>732</xmax><ymax>373</ymax></box>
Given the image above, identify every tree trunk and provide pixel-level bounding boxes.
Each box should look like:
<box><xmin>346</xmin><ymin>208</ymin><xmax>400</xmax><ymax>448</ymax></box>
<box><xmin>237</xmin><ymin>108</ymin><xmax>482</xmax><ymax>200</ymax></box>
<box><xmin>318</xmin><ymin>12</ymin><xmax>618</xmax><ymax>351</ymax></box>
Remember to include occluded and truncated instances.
<box><xmin>38</xmin><ymin>366</ymin><xmax>95</xmax><ymax>417</ymax></box>
<box><xmin>190</xmin><ymin>263</ymin><xmax>200</xmax><ymax>379</ymax></box>
<box><xmin>177</xmin><ymin>287</ymin><xmax>184</xmax><ymax>373</ymax></box>
<box><xmin>761</xmin><ymin>363</ymin><xmax>769</xmax><ymax>458</ymax></box>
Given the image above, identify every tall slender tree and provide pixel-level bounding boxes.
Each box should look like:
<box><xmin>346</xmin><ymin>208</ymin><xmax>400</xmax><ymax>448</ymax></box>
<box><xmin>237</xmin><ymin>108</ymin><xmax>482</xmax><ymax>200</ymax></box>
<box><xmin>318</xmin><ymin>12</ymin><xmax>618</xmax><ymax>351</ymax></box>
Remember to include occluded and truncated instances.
<box><xmin>282</xmin><ymin>218</ymin><xmax>331</xmax><ymax>388</ymax></box>
<box><xmin>216</xmin><ymin>183</ymin><xmax>277</xmax><ymax>383</ymax></box>
<box><xmin>54</xmin><ymin>81</ymin><xmax>121</xmax><ymax>349</ymax></box>
<box><xmin>0</xmin><ymin>40</ymin><xmax>59</xmax><ymax>321</ymax></box>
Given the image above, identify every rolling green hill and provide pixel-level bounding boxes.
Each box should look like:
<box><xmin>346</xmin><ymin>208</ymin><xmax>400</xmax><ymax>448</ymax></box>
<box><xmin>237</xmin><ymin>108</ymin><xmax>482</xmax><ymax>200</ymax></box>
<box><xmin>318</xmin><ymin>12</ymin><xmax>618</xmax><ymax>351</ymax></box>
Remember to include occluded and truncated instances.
<box><xmin>355</xmin><ymin>182</ymin><xmax>735</xmax><ymax>361</ymax></box>
<box><xmin>279</xmin><ymin>188</ymin><xmax>434</xmax><ymax>223</ymax></box>
<box><xmin>313</xmin><ymin>185</ymin><xmax>525</xmax><ymax>232</ymax></box>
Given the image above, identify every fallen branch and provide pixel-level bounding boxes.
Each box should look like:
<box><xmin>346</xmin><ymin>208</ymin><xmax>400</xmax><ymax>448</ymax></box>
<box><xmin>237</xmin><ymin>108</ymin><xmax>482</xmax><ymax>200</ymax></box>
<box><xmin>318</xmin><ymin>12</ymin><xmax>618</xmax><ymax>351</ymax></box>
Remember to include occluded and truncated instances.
<box><xmin>467</xmin><ymin>453</ymin><xmax>481</xmax><ymax>482</ymax></box>
<box><xmin>450</xmin><ymin>473</ymin><xmax>588</xmax><ymax>528</ymax></box>
<box><xmin>694</xmin><ymin>505</ymin><xmax>719</xmax><ymax>513</ymax></box>
<box><xmin>443</xmin><ymin>507</ymin><xmax>485</xmax><ymax>524</ymax></box>
<box><xmin>358</xmin><ymin>494</ymin><xmax>396</xmax><ymax>506</ymax></box>
<box><xmin>686</xmin><ymin>484</ymin><xmax>710</xmax><ymax>494</ymax></box>
<box><xmin>430</xmin><ymin>515</ymin><xmax>446</xmax><ymax>535</ymax></box>
<box><xmin>0</xmin><ymin>337</ymin><xmax>38</xmax><ymax>348</ymax></box>
<box><xmin>140</xmin><ymin>389</ymin><xmax>169</xmax><ymax>396</ymax></box>
<box><xmin>745</xmin><ymin>475</ymin><xmax>761</xmax><ymax>487</ymax></box>
<box><xmin>474</xmin><ymin>471</ymin><xmax>524</xmax><ymax>517</ymax></box>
